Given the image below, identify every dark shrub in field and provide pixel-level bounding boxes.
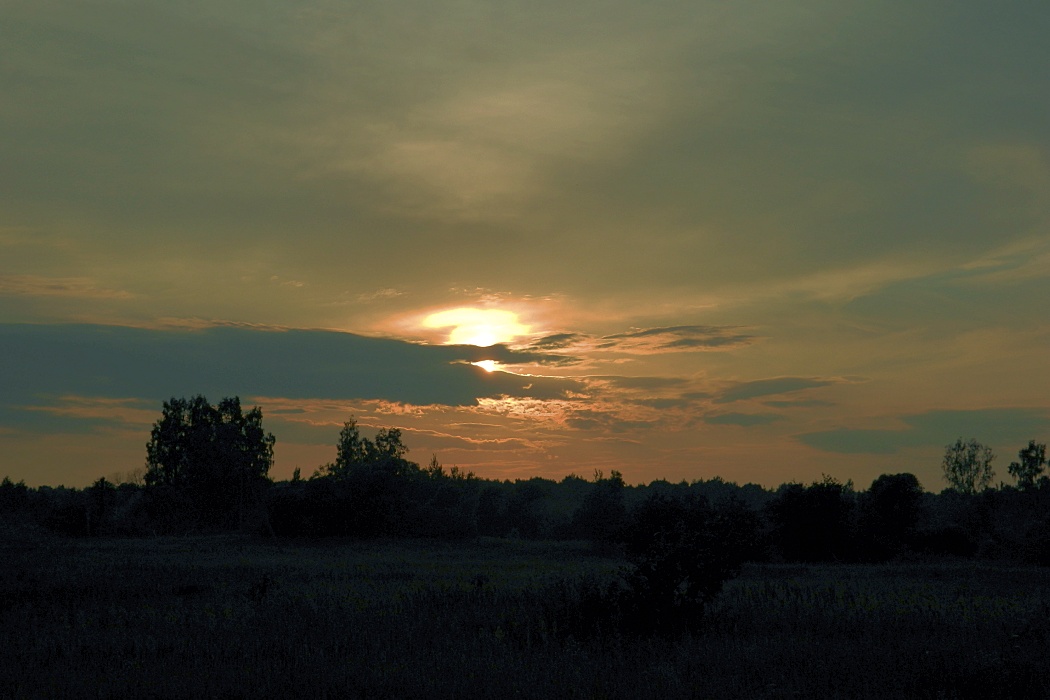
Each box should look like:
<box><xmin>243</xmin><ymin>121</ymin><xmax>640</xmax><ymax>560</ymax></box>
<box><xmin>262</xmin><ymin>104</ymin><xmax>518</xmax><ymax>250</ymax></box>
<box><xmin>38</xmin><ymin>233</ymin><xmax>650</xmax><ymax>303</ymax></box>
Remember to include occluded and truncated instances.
<box><xmin>766</xmin><ymin>476</ymin><xmax>856</xmax><ymax>562</ymax></box>
<box><xmin>615</xmin><ymin>493</ymin><xmax>753</xmax><ymax>635</ymax></box>
<box><xmin>1021</xmin><ymin>519</ymin><xmax>1050</xmax><ymax>566</ymax></box>
<box><xmin>856</xmin><ymin>473</ymin><xmax>924</xmax><ymax>561</ymax></box>
<box><xmin>458</xmin><ymin>494</ymin><xmax>756</xmax><ymax>641</ymax></box>
<box><xmin>572</xmin><ymin>471</ymin><xmax>629</xmax><ymax>545</ymax></box>
<box><xmin>914</xmin><ymin>524</ymin><xmax>978</xmax><ymax>557</ymax></box>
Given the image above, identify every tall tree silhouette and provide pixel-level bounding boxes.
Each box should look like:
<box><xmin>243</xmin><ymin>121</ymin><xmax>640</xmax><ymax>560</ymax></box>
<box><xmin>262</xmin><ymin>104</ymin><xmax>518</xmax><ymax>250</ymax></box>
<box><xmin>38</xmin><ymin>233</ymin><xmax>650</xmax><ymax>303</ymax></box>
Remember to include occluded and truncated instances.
<box><xmin>858</xmin><ymin>473</ymin><xmax>923</xmax><ymax>560</ymax></box>
<box><xmin>1008</xmin><ymin>440</ymin><xmax>1047</xmax><ymax>491</ymax></box>
<box><xmin>314</xmin><ymin>417</ymin><xmax>417</xmax><ymax>535</ymax></box>
<box><xmin>319</xmin><ymin>418</ymin><xmax>413</xmax><ymax>479</ymax></box>
<box><xmin>941</xmin><ymin>438</ymin><xmax>995</xmax><ymax>495</ymax></box>
<box><xmin>767</xmin><ymin>476</ymin><xmax>855</xmax><ymax>562</ymax></box>
<box><xmin>145</xmin><ymin>396</ymin><xmax>274</xmax><ymax>529</ymax></box>
<box><xmin>572</xmin><ymin>470</ymin><xmax>628</xmax><ymax>545</ymax></box>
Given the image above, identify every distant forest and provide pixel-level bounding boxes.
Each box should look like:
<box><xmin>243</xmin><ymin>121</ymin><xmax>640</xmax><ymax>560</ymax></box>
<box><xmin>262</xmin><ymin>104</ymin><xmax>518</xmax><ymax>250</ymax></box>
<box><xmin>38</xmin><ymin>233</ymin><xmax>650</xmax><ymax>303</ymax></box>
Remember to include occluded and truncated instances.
<box><xmin>2</xmin><ymin>395</ymin><xmax>1049</xmax><ymax>567</ymax></box>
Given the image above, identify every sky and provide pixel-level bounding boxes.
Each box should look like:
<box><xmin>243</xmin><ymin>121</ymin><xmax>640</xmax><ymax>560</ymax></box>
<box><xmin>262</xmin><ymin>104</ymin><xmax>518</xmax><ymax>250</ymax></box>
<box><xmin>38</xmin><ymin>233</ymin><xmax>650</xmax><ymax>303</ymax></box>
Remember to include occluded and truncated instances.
<box><xmin>2</xmin><ymin>1</ymin><xmax>1049</xmax><ymax>490</ymax></box>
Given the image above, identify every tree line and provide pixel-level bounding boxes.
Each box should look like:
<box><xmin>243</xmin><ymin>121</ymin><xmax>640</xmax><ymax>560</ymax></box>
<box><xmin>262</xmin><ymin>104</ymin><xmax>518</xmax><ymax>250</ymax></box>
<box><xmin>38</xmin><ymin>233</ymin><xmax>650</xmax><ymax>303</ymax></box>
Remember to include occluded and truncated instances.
<box><xmin>2</xmin><ymin>395</ymin><xmax>1049</xmax><ymax>567</ymax></box>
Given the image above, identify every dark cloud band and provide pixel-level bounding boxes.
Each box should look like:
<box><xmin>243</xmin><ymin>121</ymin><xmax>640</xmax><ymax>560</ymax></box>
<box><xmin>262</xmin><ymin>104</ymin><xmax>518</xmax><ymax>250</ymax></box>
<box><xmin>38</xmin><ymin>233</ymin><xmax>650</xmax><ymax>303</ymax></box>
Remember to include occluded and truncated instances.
<box><xmin>0</xmin><ymin>323</ymin><xmax>583</xmax><ymax>432</ymax></box>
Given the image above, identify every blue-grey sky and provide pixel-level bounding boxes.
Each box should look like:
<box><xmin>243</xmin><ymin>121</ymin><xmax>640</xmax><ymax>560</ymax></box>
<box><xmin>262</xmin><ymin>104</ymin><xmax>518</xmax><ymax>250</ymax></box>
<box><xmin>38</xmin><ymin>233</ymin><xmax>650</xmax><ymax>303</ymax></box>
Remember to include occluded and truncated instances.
<box><xmin>2</xmin><ymin>1</ymin><xmax>1048</xmax><ymax>488</ymax></box>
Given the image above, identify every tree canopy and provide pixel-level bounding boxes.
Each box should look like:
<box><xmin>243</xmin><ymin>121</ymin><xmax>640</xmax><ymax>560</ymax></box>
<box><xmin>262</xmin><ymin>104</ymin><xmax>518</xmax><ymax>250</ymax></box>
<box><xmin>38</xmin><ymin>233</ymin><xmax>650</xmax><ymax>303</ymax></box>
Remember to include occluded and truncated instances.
<box><xmin>317</xmin><ymin>417</ymin><xmax>413</xmax><ymax>478</ymax></box>
<box><xmin>941</xmin><ymin>438</ymin><xmax>995</xmax><ymax>495</ymax></box>
<box><xmin>145</xmin><ymin>395</ymin><xmax>274</xmax><ymax>528</ymax></box>
<box><xmin>1008</xmin><ymin>440</ymin><xmax>1047</xmax><ymax>491</ymax></box>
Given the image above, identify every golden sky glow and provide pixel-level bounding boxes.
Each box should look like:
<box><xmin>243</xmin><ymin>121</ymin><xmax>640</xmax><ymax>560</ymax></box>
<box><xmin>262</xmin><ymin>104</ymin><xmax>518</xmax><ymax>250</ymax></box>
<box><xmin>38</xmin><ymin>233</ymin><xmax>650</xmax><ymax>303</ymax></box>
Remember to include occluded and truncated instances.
<box><xmin>422</xmin><ymin>308</ymin><xmax>531</xmax><ymax>347</ymax></box>
<box><xmin>1</xmin><ymin>2</ymin><xmax>1048</xmax><ymax>489</ymax></box>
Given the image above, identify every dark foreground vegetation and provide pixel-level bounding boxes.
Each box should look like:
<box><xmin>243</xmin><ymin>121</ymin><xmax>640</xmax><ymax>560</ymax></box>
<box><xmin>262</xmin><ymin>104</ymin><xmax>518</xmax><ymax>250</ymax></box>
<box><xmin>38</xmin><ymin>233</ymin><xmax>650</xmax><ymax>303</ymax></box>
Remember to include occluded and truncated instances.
<box><xmin>3</xmin><ymin>396</ymin><xmax>1050</xmax><ymax>697</ymax></box>
<box><xmin>2</xmin><ymin>536</ymin><xmax>1049</xmax><ymax>699</ymax></box>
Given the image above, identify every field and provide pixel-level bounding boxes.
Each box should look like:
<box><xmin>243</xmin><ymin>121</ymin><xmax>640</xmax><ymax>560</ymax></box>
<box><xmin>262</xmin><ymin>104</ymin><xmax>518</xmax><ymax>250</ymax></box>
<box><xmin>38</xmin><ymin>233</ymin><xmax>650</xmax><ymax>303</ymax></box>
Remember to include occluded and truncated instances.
<box><xmin>2</xmin><ymin>535</ymin><xmax>1049</xmax><ymax>699</ymax></box>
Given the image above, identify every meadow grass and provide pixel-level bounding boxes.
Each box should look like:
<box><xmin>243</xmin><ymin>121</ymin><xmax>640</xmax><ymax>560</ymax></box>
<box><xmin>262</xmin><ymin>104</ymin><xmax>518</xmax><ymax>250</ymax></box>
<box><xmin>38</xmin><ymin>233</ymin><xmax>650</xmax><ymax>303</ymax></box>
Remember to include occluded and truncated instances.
<box><xmin>2</xmin><ymin>535</ymin><xmax>1048</xmax><ymax>699</ymax></box>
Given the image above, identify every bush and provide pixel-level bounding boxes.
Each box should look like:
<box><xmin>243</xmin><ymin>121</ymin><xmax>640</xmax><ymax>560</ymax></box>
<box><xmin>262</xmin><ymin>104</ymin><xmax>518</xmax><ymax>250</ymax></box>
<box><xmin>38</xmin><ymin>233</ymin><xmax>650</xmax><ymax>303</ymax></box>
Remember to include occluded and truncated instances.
<box><xmin>914</xmin><ymin>524</ymin><xmax>978</xmax><ymax>558</ymax></box>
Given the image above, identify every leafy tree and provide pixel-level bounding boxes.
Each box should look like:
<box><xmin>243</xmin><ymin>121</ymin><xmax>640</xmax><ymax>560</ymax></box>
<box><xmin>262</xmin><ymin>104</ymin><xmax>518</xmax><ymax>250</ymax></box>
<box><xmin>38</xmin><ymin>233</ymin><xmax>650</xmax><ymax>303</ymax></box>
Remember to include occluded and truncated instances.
<box><xmin>767</xmin><ymin>476</ymin><xmax>856</xmax><ymax>562</ymax></box>
<box><xmin>412</xmin><ymin>455</ymin><xmax>480</xmax><ymax>538</ymax></box>
<box><xmin>1008</xmin><ymin>440</ymin><xmax>1047</xmax><ymax>491</ymax></box>
<box><xmin>312</xmin><ymin>417</ymin><xmax>419</xmax><ymax>536</ymax></box>
<box><xmin>86</xmin><ymin>476</ymin><xmax>116</xmax><ymax>536</ymax></box>
<box><xmin>505</xmin><ymin>479</ymin><xmax>549</xmax><ymax>538</ymax></box>
<box><xmin>0</xmin><ymin>476</ymin><xmax>30</xmax><ymax>513</ymax></box>
<box><xmin>858</xmin><ymin>473</ymin><xmax>924</xmax><ymax>560</ymax></box>
<box><xmin>941</xmin><ymin>438</ymin><xmax>995</xmax><ymax>495</ymax></box>
<box><xmin>319</xmin><ymin>418</ymin><xmax>413</xmax><ymax>478</ymax></box>
<box><xmin>572</xmin><ymin>470</ymin><xmax>628</xmax><ymax>545</ymax></box>
<box><xmin>145</xmin><ymin>395</ymin><xmax>275</xmax><ymax>529</ymax></box>
<box><xmin>617</xmin><ymin>493</ymin><xmax>752</xmax><ymax>634</ymax></box>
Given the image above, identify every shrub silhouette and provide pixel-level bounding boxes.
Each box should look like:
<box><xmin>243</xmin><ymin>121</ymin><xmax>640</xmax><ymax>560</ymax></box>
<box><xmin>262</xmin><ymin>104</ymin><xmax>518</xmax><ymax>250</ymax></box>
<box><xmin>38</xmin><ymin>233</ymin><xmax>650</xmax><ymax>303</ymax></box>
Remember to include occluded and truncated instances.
<box><xmin>572</xmin><ymin>470</ymin><xmax>628</xmax><ymax>546</ymax></box>
<box><xmin>532</xmin><ymin>493</ymin><xmax>755</xmax><ymax>639</ymax></box>
<box><xmin>767</xmin><ymin>476</ymin><xmax>855</xmax><ymax>562</ymax></box>
<box><xmin>615</xmin><ymin>493</ymin><xmax>751</xmax><ymax>635</ymax></box>
<box><xmin>857</xmin><ymin>473</ymin><xmax>924</xmax><ymax>561</ymax></box>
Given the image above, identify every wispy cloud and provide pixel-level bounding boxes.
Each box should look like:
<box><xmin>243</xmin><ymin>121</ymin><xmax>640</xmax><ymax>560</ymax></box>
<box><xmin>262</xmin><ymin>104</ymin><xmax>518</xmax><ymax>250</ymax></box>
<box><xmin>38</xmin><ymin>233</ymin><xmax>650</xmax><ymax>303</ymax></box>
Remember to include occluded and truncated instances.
<box><xmin>0</xmin><ymin>275</ymin><xmax>133</xmax><ymax>300</ymax></box>
<box><xmin>25</xmin><ymin>396</ymin><xmax>157</xmax><ymax>427</ymax></box>
<box><xmin>714</xmin><ymin>377</ymin><xmax>837</xmax><ymax>404</ymax></box>
<box><xmin>798</xmin><ymin>408</ymin><xmax>1050</xmax><ymax>455</ymax></box>
<box><xmin>356</xmin><ymin>287</ymin><xmax>405</xmax><ymax>303</ymax></box>
<box><xmin>600</xmin><ymin>325</ymin><xmax>759</xmax><ymax>352</ymax></box>
<box><xmin>704</xmin><ymin>413</ymin><xmax>783</xmax><ymax>427</ymax></box>
<box><xmin>528</xmin><ymin>325</ymin><xmax>757</xmax><ymax>356</ymax></box>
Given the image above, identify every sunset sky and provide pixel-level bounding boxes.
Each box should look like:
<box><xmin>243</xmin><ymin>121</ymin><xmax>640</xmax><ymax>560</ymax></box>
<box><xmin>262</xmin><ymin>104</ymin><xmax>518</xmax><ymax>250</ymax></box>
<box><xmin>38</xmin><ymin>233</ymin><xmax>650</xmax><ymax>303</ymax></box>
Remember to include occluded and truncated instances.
<box><xmin>3</xmin><ymin>1</ymin><xmax>1048</xmax><ymax>489</ymax></box>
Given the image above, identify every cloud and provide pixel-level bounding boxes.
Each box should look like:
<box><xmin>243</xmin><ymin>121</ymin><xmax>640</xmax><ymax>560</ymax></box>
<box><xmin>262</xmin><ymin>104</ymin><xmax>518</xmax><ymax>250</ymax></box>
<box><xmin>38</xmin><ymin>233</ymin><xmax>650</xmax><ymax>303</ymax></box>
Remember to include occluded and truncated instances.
<box><xmin>527</xmin><ymin>326</ymin><xmax>757</xmax><ymax>356</ymax></box>
<box><xmin>714</xmin><ymin>377</ymin><xmax>836</xmax><ymax>404</ymax></box>
<box><xmin>704</xmin><ymin>413</ymin><xmax>783</xmax><ymax>427</ymax></box>
<box><xmin>599</xmin><ymin>325</ymin><xmax>759</xmax><ymax>353</ymax></box>
<box><xmin>798</xmin><ymin>408</ymin><xmax>1050</xmax><ymax>455</ymax></box>
<box><xmin>0</xmin><ymin>323</ymin><xmax>584</xmax><ymax>434</ymax></box>
<box><xmin>531</xmin><ymin>333</ymin><xmax>589</xmax><ymax>350</ymax></box>
<box><xmin>563</xmin><ymin>409</ymin><xmax>655</xmax><ymax>434</ymax></box>
<box><xmin>448</xmin><ymin>343</ymin><xmax>577</xmax><ymax>368</ymax></box>
<box><xmin>590</xmin><ymin>376</ymin><xmax>692</xmax><ymax>391</ymax></box>
<box><xmin>401</xmin><ymin>428</ymin><xmax>538</xmax><ymax>452</ymax></box>
<box><xmin>630</xmin><ymin>398</ymin><xmax>695</xmax><ymax>410</ymax></box>
<box><xmin>356</xmin><ymin>288</ymin><xmax>405</xmax><ymax>303</ymax></box>
<box><xmin>0</xmin><ymin>275</ymin><xmax>133</xmax><ymax>300</ymax></box>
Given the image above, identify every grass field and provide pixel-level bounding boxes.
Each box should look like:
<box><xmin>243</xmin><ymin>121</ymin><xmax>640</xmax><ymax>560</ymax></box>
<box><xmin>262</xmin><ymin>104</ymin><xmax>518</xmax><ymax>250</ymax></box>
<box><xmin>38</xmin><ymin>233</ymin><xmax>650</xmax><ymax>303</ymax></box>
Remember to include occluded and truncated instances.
<box><xmin>2</xmin><ymin>535</ymin><xmax>1049</xmax><ymax>699</ymax></box>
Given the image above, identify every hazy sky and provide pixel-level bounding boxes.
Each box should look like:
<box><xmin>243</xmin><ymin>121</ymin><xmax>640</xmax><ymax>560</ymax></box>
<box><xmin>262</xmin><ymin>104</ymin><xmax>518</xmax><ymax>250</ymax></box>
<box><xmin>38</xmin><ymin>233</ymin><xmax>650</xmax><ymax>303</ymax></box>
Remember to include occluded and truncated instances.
<box><xmin>3</xmin><ymin>1</ymin><xmax>1048</xmax><ymax>489</ymax></box>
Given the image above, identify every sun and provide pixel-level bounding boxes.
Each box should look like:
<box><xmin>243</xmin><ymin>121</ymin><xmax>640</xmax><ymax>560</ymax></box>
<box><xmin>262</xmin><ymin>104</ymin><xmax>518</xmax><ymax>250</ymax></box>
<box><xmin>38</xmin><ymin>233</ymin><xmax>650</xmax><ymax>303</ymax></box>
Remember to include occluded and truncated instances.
<box><xmin>472</xmin><ymin>360</ymin><xmax>499</xmax><ymax>372</ymax></box>
<box><xmin>422</xmin><ymin>307</ymin><xmax>530</xmax><ymax>347</ymax></box>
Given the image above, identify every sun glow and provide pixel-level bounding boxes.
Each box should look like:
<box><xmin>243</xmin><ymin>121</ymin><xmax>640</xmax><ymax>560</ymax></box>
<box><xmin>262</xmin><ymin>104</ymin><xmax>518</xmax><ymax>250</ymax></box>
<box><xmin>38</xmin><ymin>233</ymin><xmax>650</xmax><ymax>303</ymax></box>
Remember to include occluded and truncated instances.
<box><xmin>472</xmin><ymin>360</ymin><xmax>499</xmax><ymax>372</ymax></box>
<box><xmin>422</xmin><ymin>307</ymin><xmax>530</xmax><ymax>347</ymax></box>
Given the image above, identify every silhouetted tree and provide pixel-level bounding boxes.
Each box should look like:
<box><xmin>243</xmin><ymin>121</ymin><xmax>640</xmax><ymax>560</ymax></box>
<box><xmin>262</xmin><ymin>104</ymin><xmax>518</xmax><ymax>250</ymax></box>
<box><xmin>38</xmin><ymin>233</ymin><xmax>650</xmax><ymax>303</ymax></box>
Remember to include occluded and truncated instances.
<box><xmin>618</xmin><ymin>492</ymin><xmax>752</xmax><ymax>634</ymax></box>
<box><xmin>145</xmin><ymin>396</ymin><xmax>274</xmax><ymax>530</ymax></box>
<box><xmin>86</xmin><ymin>476</ymin><xmax>116</xmax><ymax>536</ymax></box>
<box><xmin>412</xmin><ymin>455</ymin><xmax>480</xmax><ymax>538</ymax></box>
<box><xmin>572</xmin><ymin>470</ymin><xmax>628</xmax><ymax>545</ymax></box>
<box><xmin>318</xmin><ymin>418</ymin><xmax>413</xmax><ymax>479</ymax></box>
<box><xmin>942</xmin><ymin>438</ymin><xmax>995</xmax><ymax>495</ymax></box>
<box><xmin>312</xmin><ymin>417</ymin><xmax>419</xmax><ymax>536</ymax></box>
<box><xmin>1008</xmin><ymin>440</ymin><xmax>1047</xmax><ymax>491</ymax></box>
<box><xmin>476</xmin><ymin>484</ymin><xmax>508</xmax><ymax>536</ymax></box>
<box><xmin>0</xmin><ymin>476</ymin><xmax>29</xmax><ymax>513</ymax></box>
<box><xmin>767</xmin><ymin>476</ymin><xmax>855</xmax><ymax>562</ymax></box>
<box><xmin>857</xmin><ymin>473</ymin><xmax>924</xmax><ymax>560</ymax></box>
<box><xmin>505</xmin><ymin>479</ymin><xmax>548</xmax><ymax>538</ymax></box>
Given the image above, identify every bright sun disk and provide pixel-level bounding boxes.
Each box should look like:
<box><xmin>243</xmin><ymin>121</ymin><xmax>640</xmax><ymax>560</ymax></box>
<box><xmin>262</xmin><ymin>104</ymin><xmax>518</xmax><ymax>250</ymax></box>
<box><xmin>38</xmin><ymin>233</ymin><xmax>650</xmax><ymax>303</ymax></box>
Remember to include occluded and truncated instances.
<box><xmin>422</xmin><ymin>307</ymin><xmax>529</xmax><ymax>347</ymax></box>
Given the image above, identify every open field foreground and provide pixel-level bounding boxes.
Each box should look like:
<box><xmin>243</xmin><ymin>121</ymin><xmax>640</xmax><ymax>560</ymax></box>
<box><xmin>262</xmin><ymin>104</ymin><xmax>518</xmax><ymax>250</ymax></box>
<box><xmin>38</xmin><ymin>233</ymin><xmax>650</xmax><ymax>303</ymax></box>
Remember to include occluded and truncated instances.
<box><xmin>2</xmin><ymin>536</ymin><xmax>1049</xmax><ymax>699</ymax></box>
